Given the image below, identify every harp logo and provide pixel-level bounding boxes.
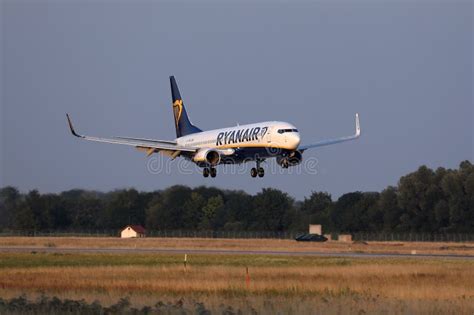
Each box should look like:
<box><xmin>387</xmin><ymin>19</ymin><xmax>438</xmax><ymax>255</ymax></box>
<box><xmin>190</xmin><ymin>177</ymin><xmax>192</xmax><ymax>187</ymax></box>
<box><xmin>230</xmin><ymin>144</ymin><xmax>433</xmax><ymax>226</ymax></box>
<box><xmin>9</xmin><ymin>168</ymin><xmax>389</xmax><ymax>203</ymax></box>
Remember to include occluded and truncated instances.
<box><xmin>173</xmin><ymin>99</ymin><xmax>183</xmax><ymax>127</ymax></box>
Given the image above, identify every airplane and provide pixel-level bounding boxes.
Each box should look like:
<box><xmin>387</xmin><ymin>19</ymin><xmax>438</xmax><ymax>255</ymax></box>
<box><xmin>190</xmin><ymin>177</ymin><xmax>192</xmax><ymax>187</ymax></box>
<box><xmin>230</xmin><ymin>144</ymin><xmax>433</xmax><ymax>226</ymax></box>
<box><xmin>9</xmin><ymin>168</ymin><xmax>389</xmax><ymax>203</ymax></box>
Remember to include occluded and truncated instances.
<box><xmin>66</xmin><ymin>76</ymin><xmax>361</xmax><ymax>178</ymax></box>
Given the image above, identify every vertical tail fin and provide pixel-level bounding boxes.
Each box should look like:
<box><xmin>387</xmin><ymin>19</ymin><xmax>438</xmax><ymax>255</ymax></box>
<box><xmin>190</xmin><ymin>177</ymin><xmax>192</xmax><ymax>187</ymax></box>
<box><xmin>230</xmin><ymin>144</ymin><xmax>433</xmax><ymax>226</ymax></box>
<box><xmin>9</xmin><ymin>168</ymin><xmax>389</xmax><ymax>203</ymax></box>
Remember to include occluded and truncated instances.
<box><xmin>170</xmin><ymin>76</ymin><xmax>202</xmax><ymax>138</ymax></box>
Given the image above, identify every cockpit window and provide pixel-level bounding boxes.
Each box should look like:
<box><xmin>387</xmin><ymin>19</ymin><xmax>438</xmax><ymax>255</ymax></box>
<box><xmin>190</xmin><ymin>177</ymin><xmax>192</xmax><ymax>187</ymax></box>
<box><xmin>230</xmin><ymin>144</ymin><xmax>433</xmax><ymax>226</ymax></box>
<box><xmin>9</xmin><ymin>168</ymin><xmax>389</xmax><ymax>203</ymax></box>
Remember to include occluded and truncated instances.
<box><xmin>277</xmin><ymin>128</ymin><xmax>299</xmax><ymax>134</ymax></box>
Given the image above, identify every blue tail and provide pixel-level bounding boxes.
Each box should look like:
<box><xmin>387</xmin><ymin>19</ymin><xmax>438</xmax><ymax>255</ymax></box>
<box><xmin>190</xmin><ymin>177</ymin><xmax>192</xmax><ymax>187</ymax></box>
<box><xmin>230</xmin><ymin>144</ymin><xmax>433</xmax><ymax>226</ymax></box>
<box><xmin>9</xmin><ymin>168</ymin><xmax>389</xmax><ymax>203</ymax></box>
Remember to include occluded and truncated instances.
<box><xmin>170</xmin><ymin>76</ymin><xmax>202</xmax><ymax>138</ymax></box>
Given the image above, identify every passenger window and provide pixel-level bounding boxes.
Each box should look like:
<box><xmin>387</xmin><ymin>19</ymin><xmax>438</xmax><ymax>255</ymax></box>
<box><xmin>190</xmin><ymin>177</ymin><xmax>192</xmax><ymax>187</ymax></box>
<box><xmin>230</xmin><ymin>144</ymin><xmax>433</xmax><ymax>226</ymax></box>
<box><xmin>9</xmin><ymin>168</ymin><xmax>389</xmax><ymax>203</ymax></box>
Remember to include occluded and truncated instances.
<box><xmin>278</xmin><ymin>129</ymin><xmax>284</xmax><ymax>134</ymax></box>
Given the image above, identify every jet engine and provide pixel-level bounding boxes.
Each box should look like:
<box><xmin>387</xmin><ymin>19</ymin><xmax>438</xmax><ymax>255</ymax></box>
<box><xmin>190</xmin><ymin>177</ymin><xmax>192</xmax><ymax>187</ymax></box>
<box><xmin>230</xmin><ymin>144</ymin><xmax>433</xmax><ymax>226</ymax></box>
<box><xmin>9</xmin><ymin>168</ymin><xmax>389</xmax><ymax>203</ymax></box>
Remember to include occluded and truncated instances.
<box><xmin>277</xmin><ymin>150</ymin><xmax>303</xmax><ymax>168</ymax></box>
<box><xmin>193</xmin><ymin>148</ymin><xmax>221</xmax><ymax>165</ymax></box>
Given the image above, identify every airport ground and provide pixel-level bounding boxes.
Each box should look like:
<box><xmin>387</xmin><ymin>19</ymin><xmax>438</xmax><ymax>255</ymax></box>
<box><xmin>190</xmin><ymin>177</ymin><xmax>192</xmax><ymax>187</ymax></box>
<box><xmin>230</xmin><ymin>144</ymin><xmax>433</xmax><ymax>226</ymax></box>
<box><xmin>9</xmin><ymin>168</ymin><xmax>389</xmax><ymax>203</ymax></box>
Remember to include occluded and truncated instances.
<box><xmin>0</xmin><ymin>237</ymin><xmax>473</xmax><ymax>314</ymax></box>
<box><xmin>0</xmin><ymin>236</ymin><xmax>474</xmax><ymax>257</ymax></box>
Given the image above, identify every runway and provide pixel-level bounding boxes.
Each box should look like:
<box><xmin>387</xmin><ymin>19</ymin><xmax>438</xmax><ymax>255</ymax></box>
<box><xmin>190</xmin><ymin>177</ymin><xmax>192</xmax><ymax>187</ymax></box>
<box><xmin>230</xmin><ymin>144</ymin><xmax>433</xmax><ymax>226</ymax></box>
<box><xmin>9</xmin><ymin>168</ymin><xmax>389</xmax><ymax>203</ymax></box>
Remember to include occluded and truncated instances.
<box><xmin>0</xmin><ymin>246</ymin><xmax>473</xmax><ymax>260</ymax></box>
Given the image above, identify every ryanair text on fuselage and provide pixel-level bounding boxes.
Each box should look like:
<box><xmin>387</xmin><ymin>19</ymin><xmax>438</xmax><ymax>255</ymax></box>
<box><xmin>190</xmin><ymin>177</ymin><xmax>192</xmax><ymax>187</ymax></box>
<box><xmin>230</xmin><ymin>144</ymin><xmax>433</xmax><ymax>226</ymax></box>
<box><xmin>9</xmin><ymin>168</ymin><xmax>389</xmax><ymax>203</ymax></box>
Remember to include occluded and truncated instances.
<box><xmin>216</xmin><ymin>126</ymin><xmax>268</xmax><ymax>146</ymax></box>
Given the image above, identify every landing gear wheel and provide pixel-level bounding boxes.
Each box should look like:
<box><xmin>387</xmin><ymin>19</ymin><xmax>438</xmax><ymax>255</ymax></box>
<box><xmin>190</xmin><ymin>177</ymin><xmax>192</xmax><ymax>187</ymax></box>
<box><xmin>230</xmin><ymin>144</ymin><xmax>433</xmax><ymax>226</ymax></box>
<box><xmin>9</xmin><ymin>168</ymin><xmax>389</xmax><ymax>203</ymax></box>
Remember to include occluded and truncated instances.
<box><xmin>210</xmin><ymin>167</ymin><xmax>217</xmax><ymax>178</ymax></box>
<box><xmin>203</xmin><ymin>168</ymin><xmax>210</xmax><ymax>178</ymax></box>
<box><xmin>250</xmin><ymin>168</ymin><xmax>257</xmax><ymax>178</ymax></box>
<box><xmin>258</xmin><ymin>167</ymin><xmax>265</xmax><ymax>177</ymax></box>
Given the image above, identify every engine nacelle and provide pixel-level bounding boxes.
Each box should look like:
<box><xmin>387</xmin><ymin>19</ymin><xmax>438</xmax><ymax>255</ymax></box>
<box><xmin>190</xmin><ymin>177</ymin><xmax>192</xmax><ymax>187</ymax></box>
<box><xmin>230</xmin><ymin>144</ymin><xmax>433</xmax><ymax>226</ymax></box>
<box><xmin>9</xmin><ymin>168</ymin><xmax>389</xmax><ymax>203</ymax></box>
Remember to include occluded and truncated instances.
<box><xmin>193</xmin><ymin>148</ymin><xmax>221</xmax><ymax>166</ymax></box>
<box><xmin>277</xmin><ymin>150</ymin><xmax>303</xmax><ymax>168</ymax></box>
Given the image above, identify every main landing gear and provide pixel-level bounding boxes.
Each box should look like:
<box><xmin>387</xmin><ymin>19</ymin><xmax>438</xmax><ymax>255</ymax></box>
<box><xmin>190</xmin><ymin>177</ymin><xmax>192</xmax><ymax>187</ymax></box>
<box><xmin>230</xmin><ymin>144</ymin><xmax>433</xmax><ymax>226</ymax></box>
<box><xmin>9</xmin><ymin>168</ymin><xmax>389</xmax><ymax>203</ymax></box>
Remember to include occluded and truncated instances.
<box><xmin>250</xmin><ymin>160</ymin><xmax>265</xmax><ymax>178</ymax></box>
<box><xmin>203</xmin><ymin>167</ymin><xmax>217</xmax><ymax>178</ymax></box>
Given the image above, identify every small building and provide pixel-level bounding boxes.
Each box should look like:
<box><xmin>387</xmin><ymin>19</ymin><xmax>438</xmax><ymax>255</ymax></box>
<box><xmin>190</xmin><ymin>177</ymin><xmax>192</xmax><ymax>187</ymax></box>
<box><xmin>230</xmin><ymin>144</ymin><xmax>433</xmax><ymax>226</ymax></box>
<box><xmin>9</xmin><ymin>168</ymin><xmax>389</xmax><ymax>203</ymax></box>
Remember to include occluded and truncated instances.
<box><xmin>309</xmin><ymin>224</ymin><xmax>322</xmax><ymax>235</ymax></box>
<box><xmin>338</xmin><ymin>234</ymin><xmax>353</xmax><ymax>242</ymax></box>
<box><xmin>121</xmin><ymin>225</ymin><xmax>146</xmax><ymax>238</ymax></box>
<box><xmin>323</xmin><ymin>234</ymin><xmax>332</xmax><ymax>241</ymax></box>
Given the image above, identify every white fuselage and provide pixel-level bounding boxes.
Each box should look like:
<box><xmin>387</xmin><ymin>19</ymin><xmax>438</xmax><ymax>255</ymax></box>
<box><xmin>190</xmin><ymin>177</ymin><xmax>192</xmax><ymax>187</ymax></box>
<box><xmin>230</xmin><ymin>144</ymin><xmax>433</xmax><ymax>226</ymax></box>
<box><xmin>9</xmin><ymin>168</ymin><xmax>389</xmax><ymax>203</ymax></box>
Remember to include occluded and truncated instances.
<box><xmin>67</xmin><ymin>75</ymin><xmax>360</xmax><ymax>177</ymax></box>
<box><xmin>176</xmin><ymin>121</ymin><xmax>301</xmax><ymax>152</ymax></box>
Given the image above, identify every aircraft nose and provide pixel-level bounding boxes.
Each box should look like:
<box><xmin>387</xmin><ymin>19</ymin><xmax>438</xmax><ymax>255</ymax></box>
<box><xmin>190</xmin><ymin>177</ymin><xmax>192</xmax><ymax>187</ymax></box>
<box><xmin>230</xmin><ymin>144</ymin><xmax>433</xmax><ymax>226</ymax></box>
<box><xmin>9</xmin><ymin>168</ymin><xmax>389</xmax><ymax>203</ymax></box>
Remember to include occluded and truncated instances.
<box><xmin>291</xmin><ymin>132</ymin><xmax>301</xmax><ymax>149</ymax></box>
<box><xmin>296</xmin><ymin>132</ymin><xmax>301</xmax><ymax>147</ymax></box>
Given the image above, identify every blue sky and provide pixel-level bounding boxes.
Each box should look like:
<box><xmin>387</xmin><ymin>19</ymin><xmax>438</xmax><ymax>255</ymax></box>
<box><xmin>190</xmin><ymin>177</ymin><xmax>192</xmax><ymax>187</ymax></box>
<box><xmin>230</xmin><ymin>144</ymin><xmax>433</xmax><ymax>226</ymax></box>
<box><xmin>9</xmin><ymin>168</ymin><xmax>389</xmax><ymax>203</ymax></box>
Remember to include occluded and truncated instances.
<box><xmin>1</xmin><ymin>0</ymin><xmax>472</xmax><ymax>199</ymax></box>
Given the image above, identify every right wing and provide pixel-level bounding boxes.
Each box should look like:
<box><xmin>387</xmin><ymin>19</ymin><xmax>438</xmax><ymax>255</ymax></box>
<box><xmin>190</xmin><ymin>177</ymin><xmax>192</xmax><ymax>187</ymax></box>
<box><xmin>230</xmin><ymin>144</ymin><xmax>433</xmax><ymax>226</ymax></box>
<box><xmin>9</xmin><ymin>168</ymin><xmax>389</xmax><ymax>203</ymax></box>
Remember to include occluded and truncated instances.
<box><xmin>298</xmin><ymin>113</ymin><xmax>361</xmax><ymax>151</ymax></box>
<box><xmin>66</xmin><ymin>114</ymin><xmax>198</xmax><ymax>157</ymax></box>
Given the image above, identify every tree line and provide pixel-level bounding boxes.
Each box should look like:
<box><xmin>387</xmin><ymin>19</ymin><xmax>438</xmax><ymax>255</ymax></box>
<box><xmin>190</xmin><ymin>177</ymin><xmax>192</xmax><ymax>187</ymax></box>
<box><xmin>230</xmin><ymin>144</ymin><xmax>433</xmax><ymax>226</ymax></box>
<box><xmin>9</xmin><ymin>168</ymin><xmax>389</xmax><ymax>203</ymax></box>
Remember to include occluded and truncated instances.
<box><xmin>0</xmin><ymin>161</ymin><xmax>473</xmax><ymax>234</ymax></box>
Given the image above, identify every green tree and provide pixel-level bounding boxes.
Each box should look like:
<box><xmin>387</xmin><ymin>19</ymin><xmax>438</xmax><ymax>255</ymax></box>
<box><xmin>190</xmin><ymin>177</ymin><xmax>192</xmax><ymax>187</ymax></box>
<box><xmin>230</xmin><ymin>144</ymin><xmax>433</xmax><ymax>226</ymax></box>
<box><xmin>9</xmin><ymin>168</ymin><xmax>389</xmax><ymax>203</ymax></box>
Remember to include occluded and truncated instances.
<box><xmin>0</xmin><ymin>187</ymin><xmax>21</xmax><ymax>229</ymax></box>
<box><xmin>60</xmin><ymin>189</ymin><xmax>106</xmax><ymax>230</ymax></box>
<box><xmin>182</xmin><ymin>192</ymin><xmax>206</xmax><ymax>229</ymax></box>
<box><xmin>331</xmin><ymin>192</ymin><xmax>364</xmax><ymax>232</ymax></box>
<box><xmin>378</xmin><ymin>187</ymin><xmax>403</xmax><ymax>231</ymax></box>
<box><xmin>328</xmin><ymin>192</ymin><xmax>380</xmax><ymax>232</ymax></box>
<box><xmin>439</xmin><ymin>161</ymin><xmax>474</xmax><ymax>232</ymax></box>
<box><xmin>299</xmin><ymin>191</ymin><xmax>333</xmax><ymax>231</ymax></box>
<box><xmin>71</xmin><ymin>197</ymin><xmax>104</xmax><ymax>229</ymax></box>
<box><xmin>1</xmin><ymin>160</ymin><xmax>473</xmax><ymax>234</ymax></box>
<box><xmin>252</xmin><ymin>188</ymin><xmax>294</xmax><ymax>231</ymax></box>
<box><xmin>199</xmin><ymin>195</ymin><xmax>224</xmax><ymax>229</ymax></box>
<box><xmin>397</xmin><ymin>166</ymin><xmax>441</xmax><ymax>232</ymax></box>
<box><xmin>43</xmin><ymin>194</ymin><xmax>70</xmax><ymax>229</ymax></box>
<box><xmin>101</xmin><ymin>189</ymin><xmax>149</xmax><ymax>229</ymax></box>
<box><xmin>221</xmin><ymin>190</ymin><xmax>254</xmax><ymax>230</ymax></box>
<box><xmin>14</xmin><ymin>190</ymin><xmax>45</xmax><ymax>230</ymax></box>
<box><xmin>145</xmin><ymin>185</ymin><xmax>192</xmax><ymax>229</ymax></box>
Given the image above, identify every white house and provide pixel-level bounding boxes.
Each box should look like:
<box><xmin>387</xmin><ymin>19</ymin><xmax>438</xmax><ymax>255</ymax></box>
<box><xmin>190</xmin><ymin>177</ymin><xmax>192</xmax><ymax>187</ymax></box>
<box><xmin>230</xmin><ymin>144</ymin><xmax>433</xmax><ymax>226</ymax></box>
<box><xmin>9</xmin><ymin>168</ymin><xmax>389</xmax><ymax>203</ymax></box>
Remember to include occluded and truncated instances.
<box><xmin>121</xmin><ymin>225</ymin><xmax>146</xmax><ymax>238</ymax></box>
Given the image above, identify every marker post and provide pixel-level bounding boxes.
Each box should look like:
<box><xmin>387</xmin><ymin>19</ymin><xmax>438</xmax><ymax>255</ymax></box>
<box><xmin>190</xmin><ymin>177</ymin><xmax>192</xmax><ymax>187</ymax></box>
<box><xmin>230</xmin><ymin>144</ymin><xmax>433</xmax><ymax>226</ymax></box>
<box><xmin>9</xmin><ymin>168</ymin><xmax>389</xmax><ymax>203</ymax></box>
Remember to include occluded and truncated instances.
<box><xmin>245</xmin><ymin>266</ymin><xmax>250</xmax><ymax>289</ymax></box>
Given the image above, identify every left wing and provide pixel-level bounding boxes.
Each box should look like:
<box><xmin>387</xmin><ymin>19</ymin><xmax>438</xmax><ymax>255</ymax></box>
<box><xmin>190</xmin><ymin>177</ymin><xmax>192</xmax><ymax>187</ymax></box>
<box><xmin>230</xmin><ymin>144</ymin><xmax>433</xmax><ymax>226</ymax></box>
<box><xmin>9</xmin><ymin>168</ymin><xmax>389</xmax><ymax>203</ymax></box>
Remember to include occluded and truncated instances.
<box><xmin>298</xmin><ymin>113</ymin><xmax>361</xmax><ymax>151</ymax></box>
<box><xmin>66</xmin><ymin>114</ymin><xmax>198</xmax><ymax>157</ymax></box>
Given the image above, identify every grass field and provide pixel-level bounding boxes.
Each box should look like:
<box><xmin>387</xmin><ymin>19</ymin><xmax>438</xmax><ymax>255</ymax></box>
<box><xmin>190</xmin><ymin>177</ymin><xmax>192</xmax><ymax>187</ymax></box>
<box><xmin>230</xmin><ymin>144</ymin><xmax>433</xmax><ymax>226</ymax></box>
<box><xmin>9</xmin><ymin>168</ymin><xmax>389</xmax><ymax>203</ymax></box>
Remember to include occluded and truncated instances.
<box><xmin>1</xmin><ymin>236</ymin><xmax>474</xmax><ymax>256</ymax></box>
<box><xmin>0</xmin><ymin>250</ymin><xmax>473</xmax><ymax>314</ymax></box>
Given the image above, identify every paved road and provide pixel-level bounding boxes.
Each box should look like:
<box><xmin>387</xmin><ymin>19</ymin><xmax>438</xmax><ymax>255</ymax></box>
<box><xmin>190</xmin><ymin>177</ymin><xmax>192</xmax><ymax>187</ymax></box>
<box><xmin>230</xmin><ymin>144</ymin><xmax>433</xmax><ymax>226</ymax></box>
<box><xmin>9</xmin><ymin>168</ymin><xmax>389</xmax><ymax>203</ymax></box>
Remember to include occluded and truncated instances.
<box><xmin>0</xmin><ymin>246</ymin><xmax>473</xmax><ymax>260</ymax></box>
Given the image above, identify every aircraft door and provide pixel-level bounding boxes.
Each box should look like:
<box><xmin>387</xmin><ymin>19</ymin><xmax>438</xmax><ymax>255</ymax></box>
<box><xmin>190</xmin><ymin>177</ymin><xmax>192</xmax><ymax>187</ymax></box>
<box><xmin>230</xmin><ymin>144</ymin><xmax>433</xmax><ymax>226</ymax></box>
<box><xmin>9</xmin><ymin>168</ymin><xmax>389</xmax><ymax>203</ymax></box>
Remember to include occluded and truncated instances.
<box><xmin>266</xmin><ymin>127</ymin><xmax>272</xmax><ymax>143</ymax></box>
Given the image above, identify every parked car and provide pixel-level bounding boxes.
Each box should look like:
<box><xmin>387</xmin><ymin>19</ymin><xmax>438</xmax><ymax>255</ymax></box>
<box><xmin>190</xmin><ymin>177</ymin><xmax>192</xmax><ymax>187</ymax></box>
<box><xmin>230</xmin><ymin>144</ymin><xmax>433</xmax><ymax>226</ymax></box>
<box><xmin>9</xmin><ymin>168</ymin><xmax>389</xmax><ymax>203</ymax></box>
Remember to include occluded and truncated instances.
<box><xmin>295</xmin><ymin>233</ymin><xmax>328</xmax><ymax>242</ymax></box>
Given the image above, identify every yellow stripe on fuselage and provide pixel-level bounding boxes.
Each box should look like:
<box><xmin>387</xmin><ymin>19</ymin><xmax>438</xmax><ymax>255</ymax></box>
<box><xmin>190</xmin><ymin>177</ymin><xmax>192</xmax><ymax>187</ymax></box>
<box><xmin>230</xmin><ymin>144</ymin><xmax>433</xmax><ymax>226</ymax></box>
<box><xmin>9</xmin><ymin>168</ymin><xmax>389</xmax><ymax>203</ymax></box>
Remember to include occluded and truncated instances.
<box><xmin>214</xmin><ymin>143</ymin><xmax>295</xmax><ymax>150</ymax></box>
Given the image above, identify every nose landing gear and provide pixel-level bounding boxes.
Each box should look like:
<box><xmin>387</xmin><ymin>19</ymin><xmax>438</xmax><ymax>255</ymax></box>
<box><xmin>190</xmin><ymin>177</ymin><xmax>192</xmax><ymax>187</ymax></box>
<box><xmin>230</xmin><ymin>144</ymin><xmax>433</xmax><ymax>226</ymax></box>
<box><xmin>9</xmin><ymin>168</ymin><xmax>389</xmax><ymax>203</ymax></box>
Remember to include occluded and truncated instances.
<box><xmin>203</xmin><ymin>167</ymin><xmax>217</xmax><ymax>178</ymax></box>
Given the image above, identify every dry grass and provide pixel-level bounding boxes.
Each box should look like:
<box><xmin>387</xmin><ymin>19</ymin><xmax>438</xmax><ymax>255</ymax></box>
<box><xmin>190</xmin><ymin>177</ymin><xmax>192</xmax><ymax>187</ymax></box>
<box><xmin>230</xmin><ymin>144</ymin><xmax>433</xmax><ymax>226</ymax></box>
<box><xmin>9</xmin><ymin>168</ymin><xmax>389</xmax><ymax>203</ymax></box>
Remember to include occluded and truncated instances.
<box><xmin>0</xmin><ymin>264</ymin><xmax>471</xmax><ymax>300</ymax></box>
<box><xmin>0</xmin><ymin>252</ymin><xmax>472</xmax><ymax>314</ymax></box>
<box><xmin>1</xmin><ymin>236</ymin><xmax>474</xmax><ymax>256</ymax></box>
